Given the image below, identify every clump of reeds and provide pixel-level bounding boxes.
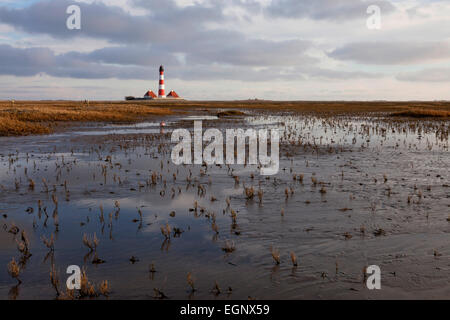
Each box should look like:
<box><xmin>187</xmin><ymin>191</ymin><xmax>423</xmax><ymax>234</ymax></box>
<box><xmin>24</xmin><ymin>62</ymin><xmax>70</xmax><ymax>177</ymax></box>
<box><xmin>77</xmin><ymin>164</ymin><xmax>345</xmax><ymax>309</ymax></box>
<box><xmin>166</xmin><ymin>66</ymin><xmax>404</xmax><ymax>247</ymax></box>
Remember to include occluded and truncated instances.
<box><xmin>99</xmin><ymin>280</ymin><xmax>110</xmax><ymax>297</ymax></box>
<box><xmin>17</xmin><ymin>231</ymin><xmax>31</xmax><ymax>258</ymax></box>
<box><xmin>373</xmin><ymin>228</ymin><xmax>386</xmax><ymax>236</ymax></box>
<box><xmin>151</xmin><ymin>172</ymin><xmax>158</xmax><ymax>185</ymax></box>
<box><xmin>187</xmin><ymin>272</ymin><xmax>196</xmax><ymax>292</ymax></box>
<box><xmin>8</xmin><ymin>223</ymin><xmax>19</xmax><ymax>235</ymax></box>
<box><xmin>290</xmin><ymin>252</ymin><xmax>298</xmax><ymax>267</ymax></box>
<box><xmin>7</xmin><ymin>258</ymin><xmax>21</xmax><ymax>284</ymax></box>
<box><xmin>82</xmin><ymin>233</ymin><xmax>99</xmax><ymax>252</ymax></box>
<box><xmin>212</xmin><ymin>281</ymin><xmax>221</xmax><ymax>295</ymax></box>
<box><xmin>245</xmin><ymin>186</ymin><xmax>255</xmax><ymax>200</ymax></box>
<box><xmin>160</xmin><ymin>223</ymin><xmax>171</xmax><ymax>239</ymax></box>
<box><xmin>222</xmin><ymin>240</ymin><xmax>236</xmax><ymax>253</ymax></box>
<box><xmin>80</xmin><ymin>269</ymin><xmax>97</xmax><ymax>297</ymax></box>
<box><xmin>129</xmin><ymin>256</ymin><xmax>139</xmax><ymax>264</ymax></box>
<box><xmin>271</xmin><ymin>247</ymin><xmax>281</xmax><ymax>265</ymax></box>
<box><xmin>50</xmin><ymin>264</ymin><xmax>61</xmax><ymax>296</ymax></box>
<box><xmin>42</xmin><ymin>179</ymin><xmax>49</xmax><ymax>193</ymax></box>
<box><xmin>211</xmin><ymin>221</ymin><xmax>219</xmax><ymax>234</ymax></box>
<box><xmin>42</xmin><ymin>233</ymin><xmax>55</xmax><ymax>251</ymax></box>
<box><xmin>257</xmin><ymin>189</ymin><xmax>263</xmax><ymax>203</ymax></box>
<box><xmin>153</xmin><ymin>288</ymin><xmax>168</xmax><ymax>299</ymax></box>
<box><xmin>231</xmin><ymin>209</ymin><xmax>237</xmax><ymax>225</ymax></box>
<box><xmin>52</xmin><ymin>193</ymin><xmax>58</xmax><ymax>208</ymax></box>
<box><xmin>28</xmin><ymin>179</ymin><xmax>35</xmax><ymax>191</ymax></box>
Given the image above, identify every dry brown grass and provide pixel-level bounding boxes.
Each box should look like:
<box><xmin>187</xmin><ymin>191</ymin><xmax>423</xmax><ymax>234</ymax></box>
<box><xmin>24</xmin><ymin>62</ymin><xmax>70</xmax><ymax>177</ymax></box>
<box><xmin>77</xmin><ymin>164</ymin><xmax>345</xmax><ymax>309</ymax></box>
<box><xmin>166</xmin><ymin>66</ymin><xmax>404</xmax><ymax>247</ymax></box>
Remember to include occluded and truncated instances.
<box><xmin>0</xmin><ymin>114</ymin><xmax>51</xmax><ymax>136</ymax></box>
<box><xmin>2</xmin><ymin>100</ymin><xmax>448</xmax><ymax>136</ymax></box>
<box><xmin>159</xmin><ymin>100</ymin><xmax>450</xmax><ymax>115</ymax></box>
<box><xmin>7</xmin><ymin>258</ymin><xmax>21</xmax><ymax>283</ymax></box>
<box><xmin>0</xmin><ymin>100</ymin><xmax>174</xmax><ymax>136</ymax></box>
<box><xmin>390</xmin><ymin>108</ymin><xmax>450</xmax><ymax>118</ymax></box>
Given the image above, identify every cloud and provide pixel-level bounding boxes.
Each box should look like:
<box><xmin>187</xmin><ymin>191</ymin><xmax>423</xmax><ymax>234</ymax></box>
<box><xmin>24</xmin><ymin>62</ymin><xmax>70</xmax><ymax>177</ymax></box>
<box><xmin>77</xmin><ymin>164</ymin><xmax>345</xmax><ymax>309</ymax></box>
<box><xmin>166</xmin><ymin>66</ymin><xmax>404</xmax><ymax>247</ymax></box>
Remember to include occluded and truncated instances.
<box><xmin>265</xmin><ymin>0</ymin><xmax>395</xmax><ymax>21</ymax></box>
<box><xmin>184</xmin><ymin>38</ymin><xmax>316</xmax><ymax>66</ymax></box>
<box><xmin>0</xmin><ymin>0</ymin><xmax>316</xmax><ymax>68</ymax></box>
<box><xmin>0</xmin><ymin>0</ymin><xmax>226</xmax><ymax>44</ymax></box>
<box><xmin>0</xmin><ymin>44</ymin><xmax>148</xmax><ymax>79</ymax></box>
<box><xmin>397</xmin><ymin>68</ymin><xmax>450</xmax><ymax>82</ymax></box>
<box><xmin>0</xmin><ymin>44</ymin><xmax>382</xmax><ymax>81</ymax></box>
<box><xmin>0</xmin><ymin>44</ymin><xmax>55</xmax><ymax>76</ymax></box>
<box><xmin>328</xmin><ymin>41</ymin><xmax>450</xmax><ymax>65</ymax></box>
<box><xmin>83</xmin><ymin>45</ymin><xmax>181</xmax><ymax>67</ymax></box>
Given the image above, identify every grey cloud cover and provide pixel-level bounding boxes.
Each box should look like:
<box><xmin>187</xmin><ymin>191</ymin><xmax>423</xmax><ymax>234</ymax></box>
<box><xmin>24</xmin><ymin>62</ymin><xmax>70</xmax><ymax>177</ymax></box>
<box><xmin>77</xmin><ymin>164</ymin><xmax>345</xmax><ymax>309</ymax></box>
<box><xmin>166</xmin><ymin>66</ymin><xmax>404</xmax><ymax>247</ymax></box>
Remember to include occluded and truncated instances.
<box><xmin>0</xmin><ymin>0</ymin><xmax>225</xmax><ymax>44</ymax></box>
<box><xmin>0</xmin><ymin>0</ymin><xmax>317</xmax><ymax>68</ymax></box>
<box><xmin>0</xmin><ymin>44</ymin><xmax>382</xmax><ymax>81</ymax></box>
<box><xmin>329</xmin><ymin>41</ymin><xmax>450</xmax><ymax>65</ymax></box>
<box><xmin>0</xmin><ymin>44</ymin><xmax>150</xmax><ymax>79</ymax></box>
<box><xmin>266</xmin><ymin>0</ymin><xmax>395</xmax><ymax>20</ymax></box>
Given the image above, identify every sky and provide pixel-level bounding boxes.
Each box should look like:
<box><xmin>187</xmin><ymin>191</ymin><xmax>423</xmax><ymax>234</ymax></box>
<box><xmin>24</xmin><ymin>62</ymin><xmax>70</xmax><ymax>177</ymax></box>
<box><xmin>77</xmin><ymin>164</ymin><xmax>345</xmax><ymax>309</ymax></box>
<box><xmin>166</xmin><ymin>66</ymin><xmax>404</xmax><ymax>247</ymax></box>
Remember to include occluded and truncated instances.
<box><xmin>0</xmin><ymin>0</ymin><xmax>449</xmax><ymax>101</ymax></box>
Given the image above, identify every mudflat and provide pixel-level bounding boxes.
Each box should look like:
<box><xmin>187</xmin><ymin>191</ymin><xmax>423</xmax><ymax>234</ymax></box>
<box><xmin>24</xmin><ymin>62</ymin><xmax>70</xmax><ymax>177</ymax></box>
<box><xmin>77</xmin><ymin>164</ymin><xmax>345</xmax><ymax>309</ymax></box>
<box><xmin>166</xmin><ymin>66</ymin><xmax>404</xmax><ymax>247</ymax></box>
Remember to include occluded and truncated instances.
<box><xmin>0</xmin><ymin>100</ymin><xmax>448</xmax><ymax>299</ymax></box>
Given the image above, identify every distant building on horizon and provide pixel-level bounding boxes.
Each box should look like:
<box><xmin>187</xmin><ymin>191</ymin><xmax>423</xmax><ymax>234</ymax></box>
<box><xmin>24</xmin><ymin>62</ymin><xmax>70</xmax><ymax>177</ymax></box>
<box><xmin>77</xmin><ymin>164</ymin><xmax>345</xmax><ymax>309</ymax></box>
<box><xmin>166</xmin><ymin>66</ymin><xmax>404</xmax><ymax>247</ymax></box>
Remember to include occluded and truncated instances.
<box><xmin>144</xmin><ymin>90</ymin><xmax>157</xmax><ymax>99</ymax></box>
<box><xmin>167</xmin><ymin>90</ymin><xmax>180</xmax><ymax>98</ymax></box>
<box><xmin>125</xmin><ymin>66</ymin><xmax>183</xmax><ymax>101</ymax></box>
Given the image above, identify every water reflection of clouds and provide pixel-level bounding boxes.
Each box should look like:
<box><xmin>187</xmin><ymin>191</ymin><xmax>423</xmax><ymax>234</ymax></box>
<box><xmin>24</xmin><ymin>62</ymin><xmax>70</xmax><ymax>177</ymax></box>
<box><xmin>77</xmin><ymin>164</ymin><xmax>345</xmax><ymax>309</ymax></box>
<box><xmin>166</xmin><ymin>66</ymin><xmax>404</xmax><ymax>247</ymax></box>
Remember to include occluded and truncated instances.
<box><xmin>75</xmin><ymin>193</ymin><xmax>197</xmax><ymax>213</ymax></box>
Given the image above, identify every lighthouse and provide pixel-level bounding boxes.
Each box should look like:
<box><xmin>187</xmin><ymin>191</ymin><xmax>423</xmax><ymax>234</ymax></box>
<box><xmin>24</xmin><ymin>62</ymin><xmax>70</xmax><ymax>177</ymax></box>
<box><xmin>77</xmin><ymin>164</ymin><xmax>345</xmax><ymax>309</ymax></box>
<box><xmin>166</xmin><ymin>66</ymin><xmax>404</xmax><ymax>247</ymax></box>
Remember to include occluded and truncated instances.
<box><xmin>126</xmin><ymin>65</ymin><xmax>182</xmax><ymax>101</ymax></box>
<box><xmin>158</xmin><ymin>65</ymin><xmax>166</xmax><ymax>98</ymax></box>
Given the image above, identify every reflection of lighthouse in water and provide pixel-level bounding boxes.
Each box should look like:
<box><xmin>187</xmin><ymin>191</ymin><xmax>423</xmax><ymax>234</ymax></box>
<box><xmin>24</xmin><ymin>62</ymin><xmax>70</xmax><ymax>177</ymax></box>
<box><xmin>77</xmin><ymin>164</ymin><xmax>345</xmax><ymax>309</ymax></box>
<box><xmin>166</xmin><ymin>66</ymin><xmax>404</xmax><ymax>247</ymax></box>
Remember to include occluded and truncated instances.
<box><xmin>158</xmin><ymin>65</ymin><xmax>166</xmax><ymax>98</ymax></box>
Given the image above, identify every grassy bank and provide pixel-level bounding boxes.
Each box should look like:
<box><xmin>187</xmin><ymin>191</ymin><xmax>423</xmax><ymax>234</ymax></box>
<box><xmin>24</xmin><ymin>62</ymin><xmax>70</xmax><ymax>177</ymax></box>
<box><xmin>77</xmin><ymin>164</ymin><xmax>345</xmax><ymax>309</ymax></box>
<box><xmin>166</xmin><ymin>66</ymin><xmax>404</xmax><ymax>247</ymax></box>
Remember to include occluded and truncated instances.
<box><xmin>390</xmin><ymin>108</ymin><xmax>450</xmax><ymax>118</ymax></box>
<box><xmin>1</xmin><ymin>100</ymin><xmax>449</xmax><ymax>136</ymax></box>
<box><xmin>0</xmin><ymin>101</ymin><xmax>174</xmax><ymax>136</ymax></box>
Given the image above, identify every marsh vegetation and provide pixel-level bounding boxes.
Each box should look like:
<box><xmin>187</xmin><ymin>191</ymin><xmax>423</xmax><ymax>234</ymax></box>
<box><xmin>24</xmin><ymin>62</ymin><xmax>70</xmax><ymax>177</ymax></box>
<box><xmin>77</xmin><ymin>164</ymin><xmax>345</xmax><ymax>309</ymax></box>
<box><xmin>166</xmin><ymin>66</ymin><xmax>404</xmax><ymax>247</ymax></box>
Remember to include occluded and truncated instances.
<box><xmin>0</xmin><ymin>101</ymin><xmax>448</xmax><ymax>299</ymax></box>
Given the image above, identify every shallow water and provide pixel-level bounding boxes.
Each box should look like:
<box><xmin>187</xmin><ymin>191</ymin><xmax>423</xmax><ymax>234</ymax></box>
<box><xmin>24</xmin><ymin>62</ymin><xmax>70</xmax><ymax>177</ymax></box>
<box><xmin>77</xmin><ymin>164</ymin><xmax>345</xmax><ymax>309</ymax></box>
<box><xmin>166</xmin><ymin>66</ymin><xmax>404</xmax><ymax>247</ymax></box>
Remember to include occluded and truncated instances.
<box><xmin>0</xmin><ymin>111</ymin><xmax>449</xmax><ymax>300</ymax></box>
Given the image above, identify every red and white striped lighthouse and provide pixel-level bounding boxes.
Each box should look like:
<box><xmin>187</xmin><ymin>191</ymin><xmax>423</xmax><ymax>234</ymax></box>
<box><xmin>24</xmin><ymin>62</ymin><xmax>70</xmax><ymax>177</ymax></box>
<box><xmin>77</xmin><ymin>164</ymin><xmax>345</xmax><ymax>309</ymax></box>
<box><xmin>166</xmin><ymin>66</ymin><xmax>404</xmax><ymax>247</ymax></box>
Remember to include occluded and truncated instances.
<box><xmin>158</xmin><ymin>65</ymin><xmax>166</xmax><ymax>98</ymax></box>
